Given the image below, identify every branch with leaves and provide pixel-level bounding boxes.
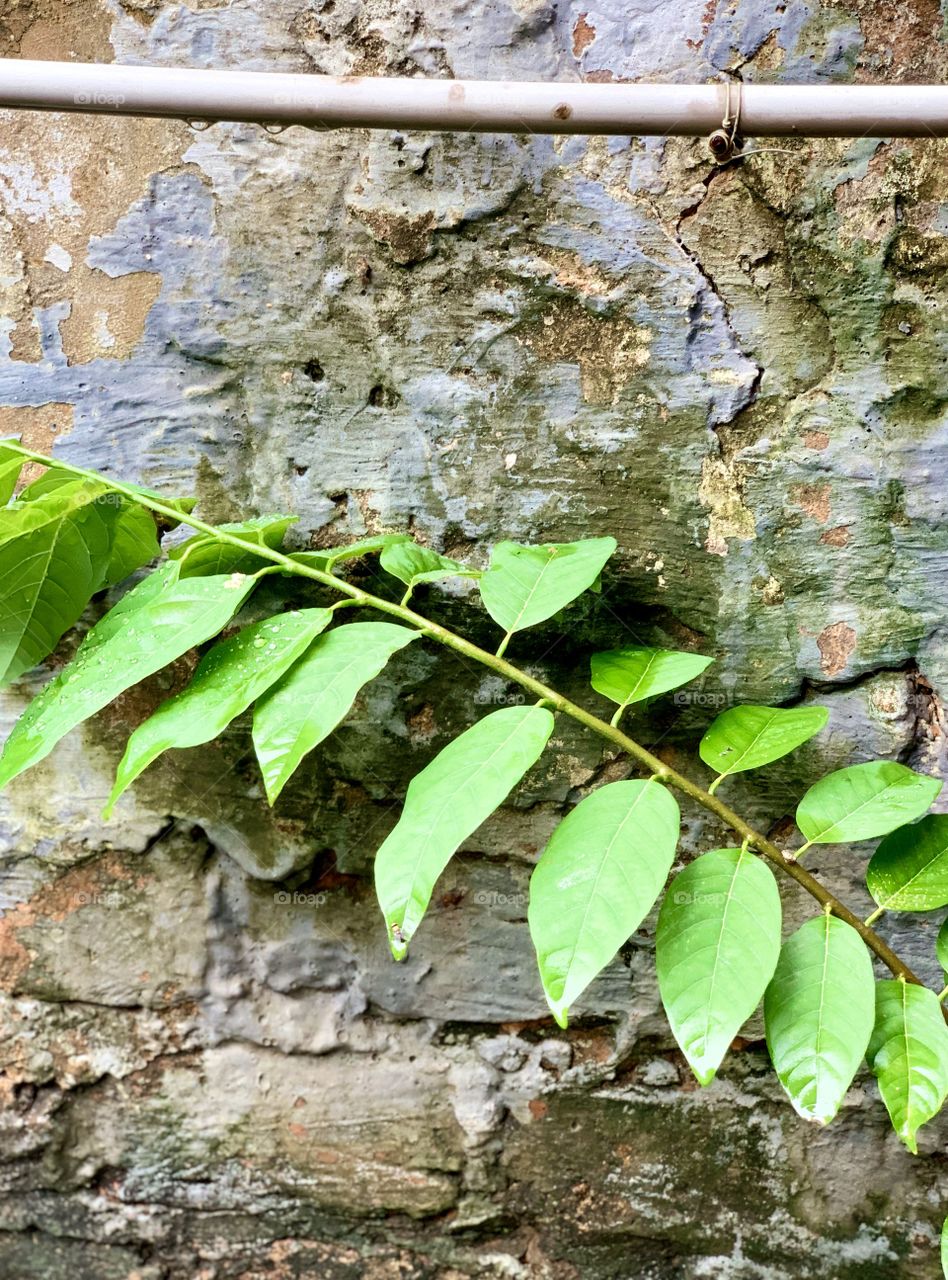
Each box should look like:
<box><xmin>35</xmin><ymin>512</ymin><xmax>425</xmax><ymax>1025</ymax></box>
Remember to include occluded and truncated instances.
<box><xmin>2</xmin><ymin>439</ymin><xmax>948</xmax><ymax>1168</ymax></box>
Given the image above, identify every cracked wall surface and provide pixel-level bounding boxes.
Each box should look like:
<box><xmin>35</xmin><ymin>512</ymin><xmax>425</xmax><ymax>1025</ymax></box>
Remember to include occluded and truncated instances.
<box><xmin>1</xmin><ymin>1</ymin><xmax>948</xmax><ymax>1276</ymax></box>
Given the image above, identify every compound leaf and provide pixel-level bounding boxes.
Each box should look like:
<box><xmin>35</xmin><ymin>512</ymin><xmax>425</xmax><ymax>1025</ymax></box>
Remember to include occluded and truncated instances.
<box><xmin>480</xmin><ymin>538</ymin><xmax>616</xmax><ymax>637</ymax></box>
<box><xmin>0</xmin><ymin>565</ymin><xmax>256</xmax><ymax>788</ymax></box>
<box><xmin>764</xmin><ymin>915</ymin><xmax>875</xmax><ymax>1124</ymax></box>
<box><xmin>868</xmin><ymin>978</ymin><xmax>948</xmax><ymax>1154</ymax></box>
<box><xmin>105</xmin><ymin>608</ymin><xmax>333</xmax><ymax>815</ymax></box>
<box><xmin>656</xmin><ymin>846</ymin><xmax>781</xmax><ymax>1085</ymax></box>
<box><xmin>700</xmin><ymin>704</ymin><xmax>828</xmax><ymax>782</ymax></box>
<box><xmin>531</xmin><ymin>779</ymin><xmax>680</xmax><ymax>1028</ymax></box>
<box><xmin>591</xmin><ymin>647</ymin><xmax>713</xmax><ymax>714</ymax></box>
<box><xmin>797</xmin><ymin>762</ymin><xmax>941</xmax><ymax>845</ymax></box>
<box><xmin>253</xmin><ymin>621</ymin><xmax>420</xmax><ymax>803</ymax></box>
<box><xmin>867</xmin><ymin>815</ymin><xmax>948</xmax><ymax>912</ymax></box>
<box><xmin>375</xmin><ymin>705</ymin><xmax>554</xmax><ymax>960</ymax></box>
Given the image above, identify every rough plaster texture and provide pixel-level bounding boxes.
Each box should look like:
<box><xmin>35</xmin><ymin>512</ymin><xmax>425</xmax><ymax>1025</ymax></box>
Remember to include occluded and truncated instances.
<box><xmin>1</xmin><ymin>0</ymin><xmax>948</xmax><ymax>1276</ymax></box>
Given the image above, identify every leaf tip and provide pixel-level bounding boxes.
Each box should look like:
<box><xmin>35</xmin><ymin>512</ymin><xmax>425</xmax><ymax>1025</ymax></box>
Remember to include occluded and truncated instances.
<box><xmin>388</xmin><ymin>922</ymin><xmax>409</xmax><ymax>962</ymax></box>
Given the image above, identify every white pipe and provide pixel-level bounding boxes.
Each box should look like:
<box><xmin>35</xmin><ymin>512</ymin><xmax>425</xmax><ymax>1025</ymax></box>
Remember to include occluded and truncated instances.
<box><xmin>0</xmin><ymin>59</ymin><xmax>946</xmax><ymax>137</ymax></box>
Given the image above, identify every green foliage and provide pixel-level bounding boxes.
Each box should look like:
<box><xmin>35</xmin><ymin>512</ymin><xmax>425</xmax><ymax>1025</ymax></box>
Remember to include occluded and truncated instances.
<box><xmin>380</xmin><ymin>542</ymin><xmax>480</xmax><ymax>596</ymax></box>
<box><xmin>4</xmin><ymin>442</ymin><xmax>948</xmax><ymax>1210</ymax></box>
<box><xmin>0</xmin><ymin>563</ymin><xmax>255</xmax><ymax>787</ymax></box>
<box><xmin>374</xmin><ymin>705</ymin><xmax>554</xmax><ymax>959</ymax></box>
<box><xmin>590</xmin><ymin>647</ymin><xmax>712</xmax><ymax>716</ymax></box>
<box><xmin>253</xmin><ymin>622</ymin><xmax>419</xmax><ymax>803</ymax></box>
<box><xmin>942</xmin><ymin>1215</ymin><xmax>948</xmax><ymax>1279</ymax></box>
<box><xmin>699</xmin><ymin>704</ymin><xmax>828</xmax><ymax>786</ymax></box>
<box><xmin>866</xmin><ymin>815</ymin><xmax>948</xmax><ymax>912</ymax></box>
<box><xmin>938</xmin><ymin>916</ymin><xmax>948</xmax><ymax>980</ymax></box>
<box><xmin>102</xmin><ymin>502</ymin><xmax>162</xmax><ymax>588</ymax></box>
<box><xmin>292</xmin><ymin>534</ymin><xmax>412</xmax><ymax>575</ymax></box>
<box><xmin>0</xmin><ymin>479</ymin><xmax>120</xmax><ymax>684</ymax></box>
<box><xmin>529</xmin><ymin>779</ymin><xmax>679</xmax><ymax>1027</ymax></box>
<box><xmin>764</xmin><ymin>915</ymin><xmax>875</xmax><ymax>1125</ymax></box>
<box><xmin>104</xmin><ymin>609</ymin><xmax>332</xmax><ymax>815</ymax></box>
<box><xmin>656</xmin><ymin>847</ymin><xmax>781</xmax><ymax>1085</ymax></box>
<box><xmin>868</xmin><ymin>979</ymin><xmax>948</xmax><ymax>1153</ymax></box>
<box><xmin>0</xmin><ymin>439</ymin><xmax>26</xmax><ymax>504</ymax></box>
<box><xmin>796</xmin><ymin>761</ymin><xmax>941</xmax><ymax>845</ymax></box>
<box><xmin>171</xmin><ymin>515</ymin><xmax>297</xmax><ymax>578</ymax></box>
<box><xmin>479</xmin><ymin>537</ymin><xmax>616</xmax><ymax>642</ymax></box>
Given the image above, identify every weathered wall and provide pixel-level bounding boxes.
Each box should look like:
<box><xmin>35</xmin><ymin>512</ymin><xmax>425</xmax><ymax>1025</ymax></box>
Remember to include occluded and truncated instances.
<box><xmin>1</xmin><ymin>1</ymin><xmax>948</xmax><ymax>1276</ymax></box>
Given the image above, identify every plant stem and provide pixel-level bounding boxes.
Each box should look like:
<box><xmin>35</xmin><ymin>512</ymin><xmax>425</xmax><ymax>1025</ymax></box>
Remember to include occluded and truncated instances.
<box><xmin>1</xmin><ymin>440</ymin><xmax>927</xmax><ymax>987</ymax></box>
<box><xmin>938</xmin><ymin>985</ymin><xmax>948</xmax><ymax>1003</ymax></box>
<box><xmin>864</xmin><ymin>906</ymin><xmax>885</xmax><ymax>927</ymax></box>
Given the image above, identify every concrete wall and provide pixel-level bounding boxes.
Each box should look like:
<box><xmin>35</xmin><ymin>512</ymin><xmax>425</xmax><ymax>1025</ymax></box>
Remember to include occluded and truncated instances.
<box><xmin>1</xmin><ymin>1</ymin><xmax>947</xmax><ymax>1276</ymax></box>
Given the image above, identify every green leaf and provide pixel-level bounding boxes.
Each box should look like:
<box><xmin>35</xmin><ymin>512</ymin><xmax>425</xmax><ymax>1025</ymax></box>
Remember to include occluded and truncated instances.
<box><xmin>656</xmin><ymin>846</ymin><xmax>781</xmax><ymax>1085</ymax></box>
<box><xmin>699</xmin><ymin>704</ymin><xmax>828</xmax><ymax>783</ymax></box>
<box><xmin>797</xmin><ymin>762</ymin><xmax>942</xmax><ymax>845</ymax></box>
<box><xmin>937</xmin><ymin>917</ymin><xmax>948</xmax><ymax>979</ymax></box>
<box><xmin>379</xmin><ymin>542</ymin><xmax>480</xmax><ymax>591</ymax></box>
<box><xmin>764</xmin><ymin>915</ymin><xmax>875</xmax><ymax>1124</ymax></box>
<box><xmin>252</xmin><ymin>621</ymin><xmax>420</xmax><ymax>803</ymax></box>
<box><xmin>590</xmin><ymin>647</ymin><xmax>713</xmax><ymax>713</ymax></box>
<box><xmin>868</xmin><ymin>978</ymin><xmax>948</xmax><ymax>1153</ymax></box>
<box><xmin>942</xmin><ymin>1215</ymin><xmax>948</xmax><ymax>1279</ymax></box>
<box><xmin>0</xmin><ymin>565</ymin><xmax>256</xmax><ymax>788</ymax></box>
<box><xmin>104</xmin><ymin>608</ymin><xmax>332</xmax><ymax>815</ymax></box>
<box><xmin>16</xmin><ymin>467</ymin><xmax>196</xmax><ymax>515</ymax></box>
<box><xmin>291</xmin><ymin>534</ymin><xmax>413</xmax><ymax>575</ymax></box>
<box><xmin>16</xmin><ymin>467</ymin><xmax>95</xmax><ymax>504</ymax></box>
<box><xmin>102</xmin><ymin>502</ymin><xmax>161</xmax><ymax>587</ymax></box>
<box><xmin>0</xmin><ymin>439</ymin><xmax>26</xmax><ymax>505</ymax></box>
<box><xmin>170</xmin><ymin>515</ymin><xmax>297</xmax><ymax>578</ymax></box>
<box><xmin>118</xmin><ymin>483</ymin><xmax>196</xmax><ymax>528</ymax></box>
<box><xmin>530</xmin><ymin>779</ymin><xmax>680</xmax><ymax>1028</ymax></box>
<box><xmin>0</xmin><ymin>479</ymin><xmax>118</xmax><ymax>684</ymax></box>
<box><xmin>374</xmin><ymin>705</ymin><xmax>554</xmax><ymax>960</ymax></box>
<box><xmin>16</xmin><ymin>468</ymin><xmax>189</xmax><ymax>580</ymax></box>
<box><xmin>866</xmin><ymin>815</ymin><xmax>948</xmax><ymax>913</ymax></box>
<box><xmin>479</xmin><ymin>538</ymin><xmax>617</xmax><ymax>638</ymax></box>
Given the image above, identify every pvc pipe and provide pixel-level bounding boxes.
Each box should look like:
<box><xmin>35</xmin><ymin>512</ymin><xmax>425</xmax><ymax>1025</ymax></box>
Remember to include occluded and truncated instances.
<box><xmin>0</xmin><ymin>59</ymin><xmax>946</xmax><ymax>137</ymax></box>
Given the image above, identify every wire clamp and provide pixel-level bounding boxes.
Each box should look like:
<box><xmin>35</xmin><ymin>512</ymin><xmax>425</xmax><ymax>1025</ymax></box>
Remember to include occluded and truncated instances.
<box><xmin>707</xmin><ymin>77</ymin><xmax>743</xmax><ymax>163</ymax></box>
